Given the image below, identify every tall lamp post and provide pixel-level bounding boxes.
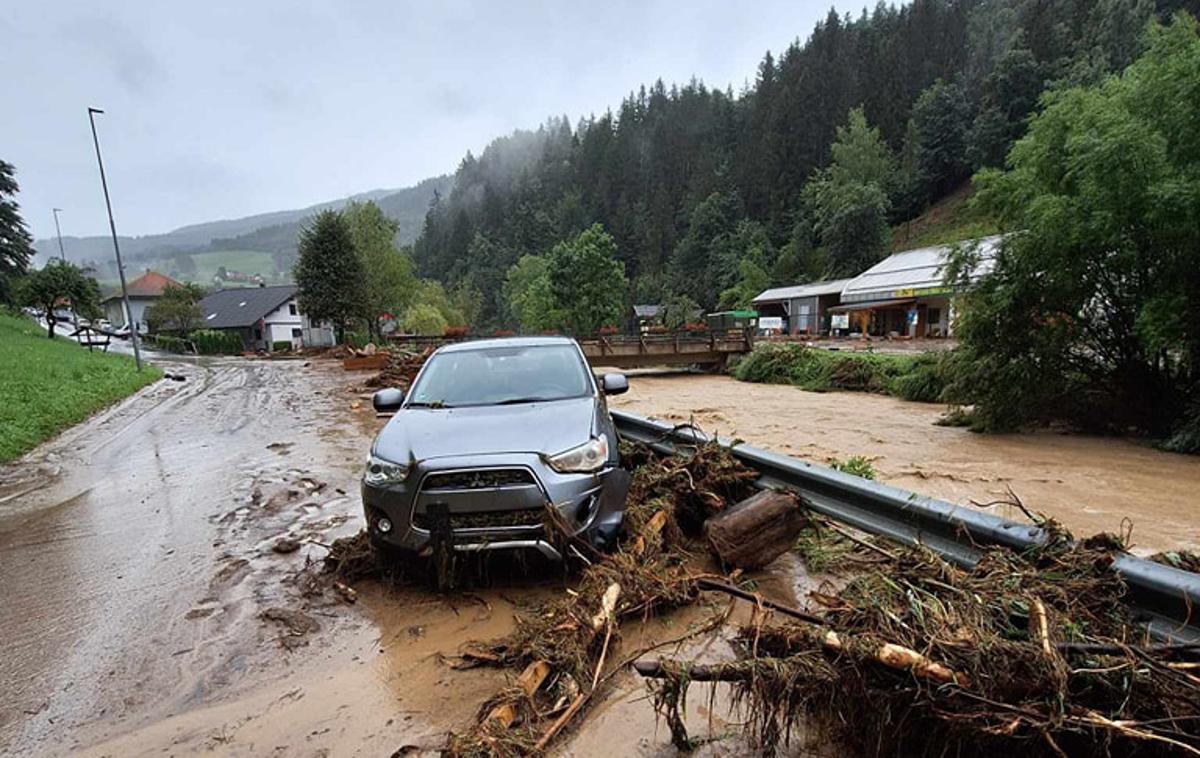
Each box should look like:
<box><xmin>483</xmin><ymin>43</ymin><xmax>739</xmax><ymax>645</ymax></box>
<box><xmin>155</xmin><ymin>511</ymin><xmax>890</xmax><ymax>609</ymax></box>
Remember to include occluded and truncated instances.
<box><xmin>51</xmin><ymin>208</ymin><xmax>67</xmax><ymax>263</ymax></box>
<box><xmin>87</xmin><ymin>107</ymin><xmax>142</xmax><ymax>371</ymax></box>
<box><xmin>51</xmin><ymin>207</ymin><xmax>78</xmax><ymax>329</ymax></box>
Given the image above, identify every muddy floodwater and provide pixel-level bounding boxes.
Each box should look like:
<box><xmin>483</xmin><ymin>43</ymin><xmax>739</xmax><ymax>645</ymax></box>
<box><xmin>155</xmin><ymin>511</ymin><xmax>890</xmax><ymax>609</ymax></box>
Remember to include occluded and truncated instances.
<box><xmin>2</xmin><ymin>359</ymin><xmax>1196</xmax><ymax>758</ymax></box>
<box><xmin>611</xmin><ymin>372</ymin><xmax>1200</xmax><ymax>554</ymax></box>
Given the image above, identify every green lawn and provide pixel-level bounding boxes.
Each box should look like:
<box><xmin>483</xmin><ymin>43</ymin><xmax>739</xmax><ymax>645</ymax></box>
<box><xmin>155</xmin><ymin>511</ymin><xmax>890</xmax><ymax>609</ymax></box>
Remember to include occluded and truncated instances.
<box><xmin>0</xmin><ymin>313</ymin><xmax>162</xmax><ymax>462</ymax></box>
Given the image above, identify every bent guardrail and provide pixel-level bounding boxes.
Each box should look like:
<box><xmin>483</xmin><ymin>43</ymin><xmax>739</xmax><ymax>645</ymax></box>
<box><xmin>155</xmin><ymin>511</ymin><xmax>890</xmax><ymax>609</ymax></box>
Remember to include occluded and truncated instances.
<box><xmin>612</xmin><ymin>409</ymin><xmax>1200</xmax><ymax>643</ymax></box>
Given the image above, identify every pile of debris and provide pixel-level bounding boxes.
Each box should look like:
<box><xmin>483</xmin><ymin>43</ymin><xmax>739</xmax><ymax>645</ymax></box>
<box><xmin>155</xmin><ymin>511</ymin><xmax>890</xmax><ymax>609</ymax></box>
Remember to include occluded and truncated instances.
<box><xmin>313</xmin><ymin>437</ymin><xmax>1200</xmax><ymax>757</ymax></box>
<box><xmin>443</xmin><ymin>439</ymin><xmax>780</xmax><ymax>757</ymax></box>
<box><xmin>641</xmin><ymin>530</ymin><xmax>1200</xmax><ymax>756</ymax></box>
<box><xmin>364</xmin><ymin>347</ymin><xmax>433</xmax><ymax>389</ymax></box>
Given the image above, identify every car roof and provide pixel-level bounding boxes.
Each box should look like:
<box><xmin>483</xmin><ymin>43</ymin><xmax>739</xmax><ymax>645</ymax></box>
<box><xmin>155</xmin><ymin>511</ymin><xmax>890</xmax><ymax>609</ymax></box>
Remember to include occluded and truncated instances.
<box><xmin>436</xmin><ymin>335</ymin><xmax>577</xmax><ymax>353</ymax></box>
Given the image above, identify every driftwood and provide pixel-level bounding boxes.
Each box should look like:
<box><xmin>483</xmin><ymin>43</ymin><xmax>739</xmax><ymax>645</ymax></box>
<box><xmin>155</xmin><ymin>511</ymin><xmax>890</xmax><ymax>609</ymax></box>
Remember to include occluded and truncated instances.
<box><xmin>703</xmin><ymin>489</ymin><xmax>806</xmax><ymax>569</ymax></box>
<box><xmin>634</xmin><ymin>626</ymin><xmax>972</xmax><ymax>688</ymax></box>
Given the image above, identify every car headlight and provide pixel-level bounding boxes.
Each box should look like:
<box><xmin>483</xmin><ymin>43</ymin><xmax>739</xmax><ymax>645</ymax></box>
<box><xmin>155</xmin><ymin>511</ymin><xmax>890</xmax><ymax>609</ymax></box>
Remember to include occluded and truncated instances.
<box><xmin>545</xmin><ymin>436</ymin><xmax>609</xmax><ymax>473</ymax></box>
<box><xmin>364</xmin><ymin>454</ymin><xmax>408</xmax><ymax>486</ymax></box>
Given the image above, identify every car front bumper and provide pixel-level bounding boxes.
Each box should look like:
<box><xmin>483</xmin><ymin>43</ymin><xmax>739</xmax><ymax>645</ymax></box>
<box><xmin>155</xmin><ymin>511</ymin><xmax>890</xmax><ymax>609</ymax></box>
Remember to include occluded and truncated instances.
<box><xmin>361</xmin><ymin>452</ymin><xmax>629</xmax><ymax>560</ymax></box>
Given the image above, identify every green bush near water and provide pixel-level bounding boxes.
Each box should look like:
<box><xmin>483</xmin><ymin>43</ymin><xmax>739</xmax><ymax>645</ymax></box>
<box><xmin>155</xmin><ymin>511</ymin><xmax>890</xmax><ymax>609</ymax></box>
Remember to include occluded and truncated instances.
<box><xmin>732</xmin><ymin>342</ymin><xmax>955</xmax><ymax>403</ymax></box>
<box><xmin>0</xmin><ymin>313</ymin><xmax>161</xmax><ymax>462</ymax></box>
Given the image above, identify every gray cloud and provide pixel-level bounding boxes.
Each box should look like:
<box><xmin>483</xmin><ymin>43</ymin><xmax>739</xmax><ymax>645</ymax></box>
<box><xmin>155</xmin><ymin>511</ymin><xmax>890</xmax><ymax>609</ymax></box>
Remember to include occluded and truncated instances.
<box><xmin>2</xmin><ymin>1</ymin><xmax>831</xmax><ymax>240</ymax></box>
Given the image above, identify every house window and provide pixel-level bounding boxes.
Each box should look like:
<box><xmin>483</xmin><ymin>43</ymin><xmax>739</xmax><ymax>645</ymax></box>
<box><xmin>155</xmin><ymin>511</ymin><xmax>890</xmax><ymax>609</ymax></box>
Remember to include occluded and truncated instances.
<box><xmin>288</xmin><ymin>303</ymin><xmax>297</xmax><ymax>316</ymax></box>
<box><xmin>291</xmin><ymin>328</ymin><xmax>302</xmax><ymax>339</ymax></box>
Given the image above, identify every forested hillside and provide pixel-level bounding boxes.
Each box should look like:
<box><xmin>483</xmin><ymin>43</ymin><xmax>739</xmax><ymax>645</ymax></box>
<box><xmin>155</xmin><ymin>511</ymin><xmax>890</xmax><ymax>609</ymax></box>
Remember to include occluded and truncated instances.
<box><xmin>413</xmin><ymin>0</ymin><xmax>1200</xmax><ymax>329</ymax></box>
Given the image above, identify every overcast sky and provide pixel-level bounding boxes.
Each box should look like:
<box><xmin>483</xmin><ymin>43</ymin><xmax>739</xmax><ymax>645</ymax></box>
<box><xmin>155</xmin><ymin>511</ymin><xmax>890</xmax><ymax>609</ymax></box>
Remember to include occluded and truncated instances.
<box><xmin>3</xmin><ymin>1</ymin><xmax>834</xmax><ymax>240</ymax></box>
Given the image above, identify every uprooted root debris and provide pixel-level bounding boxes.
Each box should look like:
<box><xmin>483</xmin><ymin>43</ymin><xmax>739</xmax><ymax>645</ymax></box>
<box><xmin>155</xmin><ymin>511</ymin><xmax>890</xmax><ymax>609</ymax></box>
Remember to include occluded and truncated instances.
<box><xmin>646</xmin><ymin>533</ymin><xmax>1200</xmax><ymax>756</ymax></box>
<box><xmin>443</xmin><ymin>439</ymin><xmax>757</xmax><ymax>757</ymax></box>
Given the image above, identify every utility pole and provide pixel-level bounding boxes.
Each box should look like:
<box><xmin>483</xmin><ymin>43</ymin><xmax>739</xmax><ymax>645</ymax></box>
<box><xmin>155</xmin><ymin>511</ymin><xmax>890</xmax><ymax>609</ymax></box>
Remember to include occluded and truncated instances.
<box><xmin>87</xmin><ymin>107</ymin><xmax>142</xmax><ymax>371</ymax></box>
<box><xmin>52</xmin><ymin>208</ymin><xmax>78</xmax><ymax>329</ymax></box>
<box><xmin>52</xmin><ymin>208</ymin><xmax>67</xmax><ymax>263</ymax></box>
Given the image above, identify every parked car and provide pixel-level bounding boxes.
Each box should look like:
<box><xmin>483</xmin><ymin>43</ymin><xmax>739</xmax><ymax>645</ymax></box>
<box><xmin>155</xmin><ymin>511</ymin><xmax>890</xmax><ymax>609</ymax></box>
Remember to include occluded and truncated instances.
<box><xmin>361</xmin><ymin>336</ymin><xmax>630</xmax><ymax>570</ymax></box>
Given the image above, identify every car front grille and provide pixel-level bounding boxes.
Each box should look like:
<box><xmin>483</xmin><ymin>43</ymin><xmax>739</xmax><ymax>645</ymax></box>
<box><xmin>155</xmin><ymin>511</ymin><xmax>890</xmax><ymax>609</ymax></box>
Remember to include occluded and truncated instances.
<box><xmin>414</xmin><ymin>507</ymin><xmax>545</xmax><ymax>530</ymax></box>
<box><xmin>422</xmin><ymin>468</ymin><xmax>536</xmax><ymax>491</ymax></box>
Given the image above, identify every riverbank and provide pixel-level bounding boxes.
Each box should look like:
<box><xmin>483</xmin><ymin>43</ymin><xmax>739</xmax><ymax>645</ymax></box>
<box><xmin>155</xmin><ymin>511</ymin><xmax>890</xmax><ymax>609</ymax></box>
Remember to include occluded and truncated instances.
<box><xmin>610</xmin><ymin>372</ymin><xmax>1200</xmax><ymax>554</ymax></box>
<box><xmin>0</xmin><ymin>313</ymin><xmax>161</xmax><ymax>462</ymax></box>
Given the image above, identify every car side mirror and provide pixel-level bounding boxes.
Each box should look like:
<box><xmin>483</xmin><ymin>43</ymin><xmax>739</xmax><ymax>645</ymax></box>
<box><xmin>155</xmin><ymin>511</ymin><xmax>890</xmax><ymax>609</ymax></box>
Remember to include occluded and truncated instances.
<box><xmin>373</xmin><ymin>388</ymin><xmax>405</xmax><ymax>412</ymax></box>
<box><xmin>601</xmin><ymin>373</ymin><xmax>629</xmax><ymax>395</ymax></box>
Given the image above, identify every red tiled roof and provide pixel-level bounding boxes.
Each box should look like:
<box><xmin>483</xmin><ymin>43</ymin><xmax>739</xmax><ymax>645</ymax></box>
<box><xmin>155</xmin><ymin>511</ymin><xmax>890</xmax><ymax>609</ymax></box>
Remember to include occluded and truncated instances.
<box><xmin>102</xmin><ymin>270</ymin><xmax>181</xmax><ymax>301</ymax></box>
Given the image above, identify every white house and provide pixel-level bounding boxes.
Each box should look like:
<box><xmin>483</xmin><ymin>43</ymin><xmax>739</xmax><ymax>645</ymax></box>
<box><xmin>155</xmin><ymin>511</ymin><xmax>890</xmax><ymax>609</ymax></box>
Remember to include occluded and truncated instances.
<box><xmin>101</xmin><ymin>270</ymin><xmax>181</xmax><ymax>332</ymax></box>
<box><xmin>196</xmin><ymin>284</ymin><xmax>336</xmax><ymax>351</ymax></box>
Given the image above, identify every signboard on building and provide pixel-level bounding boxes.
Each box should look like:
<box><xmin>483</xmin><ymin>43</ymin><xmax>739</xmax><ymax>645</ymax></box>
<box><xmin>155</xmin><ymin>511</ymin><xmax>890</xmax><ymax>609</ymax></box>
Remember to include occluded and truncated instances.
<box><xmin>831</xmin><ymin>313</ymin><xmax>850</xmax><ymax>330</ymax></box>
<box><xmin>758</xmin><ymin>316</ymin><xmax>783</xmax><ymax>332</ymax></box>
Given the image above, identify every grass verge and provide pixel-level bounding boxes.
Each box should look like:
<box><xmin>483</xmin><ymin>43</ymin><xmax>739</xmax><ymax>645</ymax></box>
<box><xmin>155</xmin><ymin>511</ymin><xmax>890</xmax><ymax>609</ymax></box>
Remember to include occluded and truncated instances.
<box><xmin>0</xmin><ymin>313</ymin><xmax>161</xmax><ymax>462</ymax></box>
<box><xmin>731</xmin><ymin>342</ymin><xmax>954</xmax><ymax>403</ymax></box>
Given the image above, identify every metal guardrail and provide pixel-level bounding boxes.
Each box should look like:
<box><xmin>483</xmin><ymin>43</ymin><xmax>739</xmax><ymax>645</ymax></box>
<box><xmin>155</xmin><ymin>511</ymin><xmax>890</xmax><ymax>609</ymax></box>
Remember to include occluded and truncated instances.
<box><xmin>612</xmin><ymin>410</ymin><xmax>1200</xmax><ymax>643</ymax></box>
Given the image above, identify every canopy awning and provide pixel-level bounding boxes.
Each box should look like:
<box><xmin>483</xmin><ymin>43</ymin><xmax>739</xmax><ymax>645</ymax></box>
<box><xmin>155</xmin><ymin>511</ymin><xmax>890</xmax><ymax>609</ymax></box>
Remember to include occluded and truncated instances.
<box><xmin>827</xmin><ymin>298</ymin><xmax>916</xmax><ymax>312</ymax></box>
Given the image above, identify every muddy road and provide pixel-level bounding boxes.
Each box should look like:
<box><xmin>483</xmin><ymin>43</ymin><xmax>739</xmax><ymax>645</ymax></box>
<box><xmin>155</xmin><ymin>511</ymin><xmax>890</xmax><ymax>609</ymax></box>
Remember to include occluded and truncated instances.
<box><xmin>0</xmin><ymin>360</ymin><xmax>767</xmax><ymax>757</ymax></box>
<box><xmin>4</xmin><ymin>359</ymin><xmax>1194</xmax><ymax>757</ymax></box>
<box><xmin>610</xmin><ymin>373</ymin><xmax>1200</xmax><ymax>554</ymax></box>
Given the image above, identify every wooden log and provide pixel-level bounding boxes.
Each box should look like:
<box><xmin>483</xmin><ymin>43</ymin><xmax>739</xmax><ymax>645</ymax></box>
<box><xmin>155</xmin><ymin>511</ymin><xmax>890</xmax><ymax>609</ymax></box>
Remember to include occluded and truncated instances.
<box><xmin>703</xmin><ymin>489</ymin><xmax>806</xmax><ymax>569</ymax></box>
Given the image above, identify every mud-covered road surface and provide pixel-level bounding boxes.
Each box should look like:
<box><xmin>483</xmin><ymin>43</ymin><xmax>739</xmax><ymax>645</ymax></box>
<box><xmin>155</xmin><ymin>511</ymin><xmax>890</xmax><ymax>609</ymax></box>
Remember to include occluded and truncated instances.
<box><xmin>0</xmin><ymin>360</ymin><xmax>785</xmax><ymax>757</ymax></box>
<box><xmin>611</xmin><ymin>373</ymin><xmax>1200</xmax><ymax>554</ymax></box>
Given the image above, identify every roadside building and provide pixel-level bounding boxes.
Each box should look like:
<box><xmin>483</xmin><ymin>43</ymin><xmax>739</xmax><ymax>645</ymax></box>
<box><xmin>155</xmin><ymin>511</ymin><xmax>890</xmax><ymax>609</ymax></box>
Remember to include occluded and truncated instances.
<box><xmin>751</xmin><ymin>279</ymin><xmax>852</xmax><ymax>336</ymax></box>
<box><xmin>831</xmin><ymin>235</ymin><xmax>1000</xmax><ymax>338</ymax></box>
<box><xmin>101</xmin><ymin>270</ymin><xmax>181</xmax><ymax>333</ymax></box>
<box><xmin>196</xmin><ymin>284</ymin><xmax>336</xmax><ymax>351</ymax></box>
<box><xmin>630</xmin><ymin>304</ymin><xmax>663</xmax><ymax>333</ymax></box>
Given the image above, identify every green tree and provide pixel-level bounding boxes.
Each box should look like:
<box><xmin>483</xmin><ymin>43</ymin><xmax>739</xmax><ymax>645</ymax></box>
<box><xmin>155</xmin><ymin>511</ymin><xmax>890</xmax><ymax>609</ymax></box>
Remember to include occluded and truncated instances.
<box><xmin>669</xmin><ymin>191</ymin><xmax>740</xmax><ymax>309</ymax></box>
<box><xmin>16</xmin><ymin>261</ymin><xmax>101</xmax><ymax>338</ymax></box>
<box><xmin>293</xmin><ymin>210</ymin><xmax>365</xmax><ymax>342</ymax></box>
<box><xmin>0</xmin><ymin>160</ymin><xmax>34</xmax><ymax>304</ymax></box>
<box><xmin>911</xmin><ymin>79</ymin><xmax>975</xmax><ymax>200</ymax></box>
<box><xmin>344</xmin><ymin>201</ymin><xmax>416</xmax><ymax>339</ymax></box>
<box><xmin>661</xmin><ymin>293</ymin><xmax>701</xmax><ymax>330</ymax></box>
<box><xmin>805</xmin><ymin>108</ymin><xmax>896</xmax><ymax>277</ymax></box>
<box><xmin>547</xmin><ymin>224</ymin><xmax>627</xmax><ymax>335</ymax></box>
<box><xmin>144</xmin><ymin>283</ymin><xmax>206</xmax><ymax>334</ymax></box>
<box><xmin>503</xmin><ymin>255</ymin><xmax>564</xmax><ymax>332</ymax></box>
<box><xmin>401</xmin><ymin>302</ymin><xmax>449</xmax><ymax>335</ymax></box>
<box><xmin>950</xmin><ymin>16</ymin><xmax>1200</xmax><ymax>447</ymax></box>
<box><xmin>719</xmin><ymin>258</ymin><xmax>771</xmax><ymax>310</ymax></box>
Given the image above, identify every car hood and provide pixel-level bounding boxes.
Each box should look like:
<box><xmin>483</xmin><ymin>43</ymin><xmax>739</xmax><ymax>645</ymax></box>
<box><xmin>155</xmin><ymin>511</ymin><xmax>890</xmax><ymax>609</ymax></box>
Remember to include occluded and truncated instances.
<box><xmin>373</xmin><ymin>396</ymin><xmax>598</xmax><ymax>463</ymax></box>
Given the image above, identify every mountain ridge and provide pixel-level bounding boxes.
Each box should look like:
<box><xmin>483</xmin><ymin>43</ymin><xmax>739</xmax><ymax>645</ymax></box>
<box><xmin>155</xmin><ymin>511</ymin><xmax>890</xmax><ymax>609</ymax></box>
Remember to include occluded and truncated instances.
<box><xmin>33</xmin><ymin>174</ymin><xmax>452</xmax><ymax>267</ymax></box>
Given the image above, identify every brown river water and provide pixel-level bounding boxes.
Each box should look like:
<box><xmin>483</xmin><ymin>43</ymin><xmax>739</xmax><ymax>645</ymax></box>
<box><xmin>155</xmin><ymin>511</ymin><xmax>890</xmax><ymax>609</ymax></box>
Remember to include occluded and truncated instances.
<box><xmin>0</xmin><ymin>359</ymin><xmax>1195</xmax><ymax>757</ymax></box>
<box><xmin>611</xmin><ymin>373</ymin><xmax>1200</xmax><ymax>555</ymax></box>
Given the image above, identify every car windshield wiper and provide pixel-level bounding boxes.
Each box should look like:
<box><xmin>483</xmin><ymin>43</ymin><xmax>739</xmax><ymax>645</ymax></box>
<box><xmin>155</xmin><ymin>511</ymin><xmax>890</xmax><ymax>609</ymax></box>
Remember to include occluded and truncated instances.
<box><xmin>406</xmin><ymin>400</ymin><xmax>453</xmax><ymax>409</ymax></box>
<box><xmin>494</xmin><ymin>396</ymin><xmax>554</xmax><ymax>405</ymax></box>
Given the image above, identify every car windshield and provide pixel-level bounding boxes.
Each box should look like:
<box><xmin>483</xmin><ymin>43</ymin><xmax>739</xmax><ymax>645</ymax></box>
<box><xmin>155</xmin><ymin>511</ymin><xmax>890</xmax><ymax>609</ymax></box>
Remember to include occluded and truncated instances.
<box><xmin>407</xmin><ymin>344</ymin><xmax>592</xmax><ymax>408</ymax></box>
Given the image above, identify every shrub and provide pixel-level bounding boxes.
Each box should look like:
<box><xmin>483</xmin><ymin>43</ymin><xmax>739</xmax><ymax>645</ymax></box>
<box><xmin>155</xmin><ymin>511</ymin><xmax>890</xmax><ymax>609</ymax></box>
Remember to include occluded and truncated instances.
<box><xmin>887</xmin><ymin>353</ymin><xmax>953</xmax><ymax>402</ymax></box>
<box><xmin>828</xmin><ymin>455</ymin><xmax>877</xmax><ymax>479</ymax></box>
<box><xmin>271</xmin><ymin>340</ymin><xmax>292</xmax><ymax>353</ymax></box>
<box><xmin>734</xmin><ymin>343</ymin><xmax>955</xmax><ymax>403</ymax></box>
<box><xmin>188</xmin><ymin>329</ymin><xmax>244</xmax><ymax>355</ymax></box>
<box><xmin>147</xmin><ymin>334</ymin><xmax>189</xmax><ymax>353</ymax></box>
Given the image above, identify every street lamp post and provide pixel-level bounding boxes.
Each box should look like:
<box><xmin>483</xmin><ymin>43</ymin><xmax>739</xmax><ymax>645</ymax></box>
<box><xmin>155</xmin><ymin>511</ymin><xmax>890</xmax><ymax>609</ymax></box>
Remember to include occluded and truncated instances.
<box><xmin>87</xmin><ymin>107</ymin><xmax>142</xmax><ymax>372</ymax></box>
<box><xmin>51</xmin><ymin>208</ymin><xmax>67</xmax><ymax>263</ymax></box>
<box><xmin>51</xmin><ymin>207</ymin><xmax>78</xmax><ymax>329</ymax></box>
